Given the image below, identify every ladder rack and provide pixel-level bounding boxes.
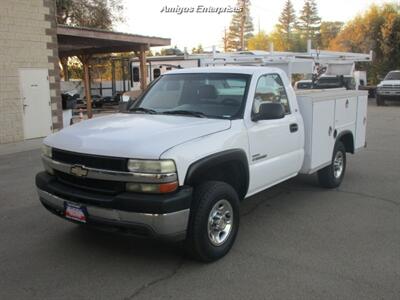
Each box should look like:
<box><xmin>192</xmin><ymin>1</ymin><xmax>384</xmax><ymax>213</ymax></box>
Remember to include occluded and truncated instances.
<box><xmin>198</xmin><ymin>49</ymin><xmax>373</xmax><ymax>80</ymax></box>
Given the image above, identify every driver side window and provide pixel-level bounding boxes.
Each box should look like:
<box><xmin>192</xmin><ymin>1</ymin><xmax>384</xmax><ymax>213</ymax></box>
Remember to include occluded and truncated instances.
<box><xmin>253</xmin><ymin>74</ymin><xmax>290</xmax><ymax>114</ymax></box>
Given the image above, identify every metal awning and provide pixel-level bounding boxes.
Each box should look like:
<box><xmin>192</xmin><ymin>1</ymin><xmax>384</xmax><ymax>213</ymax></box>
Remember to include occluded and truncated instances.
<box><xmin>57</xmin><ymin>25</ymin><xmax>170</xmax><ymax>57</ymax></box>
<box><xmin>56</xmin><ymin>25</ymin><xmax>170</xmax><ymax>119</ymax></box>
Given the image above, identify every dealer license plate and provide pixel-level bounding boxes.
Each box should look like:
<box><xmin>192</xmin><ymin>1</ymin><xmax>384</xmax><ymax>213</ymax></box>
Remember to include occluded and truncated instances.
<box><xmin>65</xmin><ymin>203</ymin><xmax>87</xmax><ymax>223</ymax></box>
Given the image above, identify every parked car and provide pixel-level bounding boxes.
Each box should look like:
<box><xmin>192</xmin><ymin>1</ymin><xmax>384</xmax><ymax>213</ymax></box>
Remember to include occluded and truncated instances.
<box><xmin>376</xmin><ymin>70</ymin><xmax>400</xmax><ymax>106</ymax></box>
<box><xmin>77</xmin><ymin>95</ymin><xmax>104</xmax><ymax>108</ymax></box>
<box><xmin>36</xmin><ymin>67</ymin><xmax>368</xmax><ymax>262</ymax></box>
<box><xmin>102</xmin><ymin>93</ymin><xmax>122</xmax><ymax>105</ymax></box>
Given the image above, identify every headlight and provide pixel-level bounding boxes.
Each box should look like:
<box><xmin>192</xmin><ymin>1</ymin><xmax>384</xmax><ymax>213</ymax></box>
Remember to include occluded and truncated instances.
<box><xmin>126</xmin><ymin>159</ymin><xmax>178</xmax><ymax>193</ymax></box>
<box><xmin>41</xmin><ymin>144</ymin><xmax>52</xmax><ymax>158</ymax></box>
<box><xmin>127</xmin><ymin>159</ymin><xmax>176</xmax><ymax>173</ymax></box>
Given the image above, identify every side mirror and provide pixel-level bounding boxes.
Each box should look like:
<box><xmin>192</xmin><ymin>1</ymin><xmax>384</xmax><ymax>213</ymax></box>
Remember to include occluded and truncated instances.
<box><xmin>119</xmin><ymin>97</ymin><xmax>137</xmax><ymax>112</ymax></box>
<box><xmin>252</xmin><ymin>102</ymin><xmax>285</xmax><ymax>121</ymax></box>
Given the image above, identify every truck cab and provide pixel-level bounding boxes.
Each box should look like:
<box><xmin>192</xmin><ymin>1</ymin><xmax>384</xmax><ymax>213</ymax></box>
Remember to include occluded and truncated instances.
<box><xmin>36</xmin><ymin>67</ymin><xmax>367</xmax><ymax>262</ymax></box>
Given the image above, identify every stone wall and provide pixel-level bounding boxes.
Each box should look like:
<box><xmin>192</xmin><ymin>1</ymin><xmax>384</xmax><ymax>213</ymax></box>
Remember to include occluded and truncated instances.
<box><xmin>0</xmin><ymin>0</ymin><xmax>62</xmax><ymax>144</ymax></box>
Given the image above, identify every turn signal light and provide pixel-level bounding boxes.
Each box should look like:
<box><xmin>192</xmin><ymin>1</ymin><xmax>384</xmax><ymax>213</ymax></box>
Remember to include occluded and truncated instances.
<box><xmin>126</xmin><ymin>181</ymin><xmax>178</xmax><ymax>194</ymax></box>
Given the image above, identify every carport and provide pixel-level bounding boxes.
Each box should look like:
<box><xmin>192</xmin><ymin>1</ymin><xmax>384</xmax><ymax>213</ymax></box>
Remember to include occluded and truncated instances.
<box><xmin>57</xmin><ymin>25</ymin><xmax>171</xmax><ymax>118</ymax></box>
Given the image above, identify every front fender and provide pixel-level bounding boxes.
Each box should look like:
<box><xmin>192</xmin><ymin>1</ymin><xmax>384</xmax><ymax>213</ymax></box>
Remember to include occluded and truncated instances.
<box><xmin>159</xmin><ymin>120</ymin><xmax>250</xmax><ymax>187</ymax></box>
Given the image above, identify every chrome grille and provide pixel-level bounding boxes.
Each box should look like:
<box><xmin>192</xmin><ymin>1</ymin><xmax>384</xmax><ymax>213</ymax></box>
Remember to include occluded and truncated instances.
<box><xmin>52</xmin><ymin>148</ymin><xmax>128</xmax><ymax>172</ymax></box>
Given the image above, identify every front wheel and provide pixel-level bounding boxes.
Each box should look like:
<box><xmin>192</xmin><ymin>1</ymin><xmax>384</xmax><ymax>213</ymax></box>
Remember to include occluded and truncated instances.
<box><xmin>185</xmin><ymin>181</ymin><xmax>240</xmax><ymax>262</ymax></box>
<box><xmin>318</xmin><ymin>141</ymin><xmax>347</xmax><ymax>188</ymax></box>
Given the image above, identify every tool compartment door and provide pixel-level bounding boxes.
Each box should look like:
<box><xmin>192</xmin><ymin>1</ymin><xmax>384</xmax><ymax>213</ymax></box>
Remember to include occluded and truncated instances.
<box><xmin>310</xmin><ymin>100</ymin><xmax>335</xmax><ymax>170</ymax></box>
<box><xmin>335</xmin><ymin>97</ymin><xmax>357</xmax><ymax>132</ymax></box>
<box><xmin>355</xmin><ymin>95</ymin><xmax>368</xmax><ymax>150</ymax></box>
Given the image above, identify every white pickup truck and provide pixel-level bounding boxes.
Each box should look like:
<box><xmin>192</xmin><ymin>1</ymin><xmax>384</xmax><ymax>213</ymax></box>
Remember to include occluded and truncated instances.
<box><xmin>36</xmin><ymin>67</ymin><xmax>368</xmax><ymax>261</ymax></box>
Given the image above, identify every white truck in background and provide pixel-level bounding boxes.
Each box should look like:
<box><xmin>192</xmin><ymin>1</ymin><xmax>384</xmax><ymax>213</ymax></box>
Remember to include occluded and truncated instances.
<box><xmin>376</xmin><ymin>70</ymin><xmax>400</xmax><ymax>106</ymax></box>
<box><xmin>36</xmin><ymin>67</ymin><xmax>368</xmax><ymax>261</ymax></box>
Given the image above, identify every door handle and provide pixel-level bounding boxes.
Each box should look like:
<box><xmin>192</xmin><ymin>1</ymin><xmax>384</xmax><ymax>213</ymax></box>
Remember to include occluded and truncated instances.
<box><xmin>290</xmin><ymin>123</ymin><xmax>298</xmax><ymax>133</ymax></box>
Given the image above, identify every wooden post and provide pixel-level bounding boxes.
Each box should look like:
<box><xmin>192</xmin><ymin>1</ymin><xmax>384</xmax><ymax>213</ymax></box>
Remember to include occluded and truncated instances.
<box><xmin>78</xmin><ymin>55</ymin><xmax>93</xmax><ymax>119</ymax></box>
<box><xmin>60</xmin><ymin>57</ymin><xmax>69</xmax><ymax>81</ymax></box>
<box><xmin>138</xmin><ymin>45</ymin><xmax>148</xmax><ymax>91</ymax></box>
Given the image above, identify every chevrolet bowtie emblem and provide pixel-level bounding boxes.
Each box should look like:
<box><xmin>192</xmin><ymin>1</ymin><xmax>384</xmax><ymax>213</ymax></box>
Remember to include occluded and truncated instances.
<box><xmin>70</xmin><ymin>165</ymin><xmax>88</xmax><ymax>177</ymax></box>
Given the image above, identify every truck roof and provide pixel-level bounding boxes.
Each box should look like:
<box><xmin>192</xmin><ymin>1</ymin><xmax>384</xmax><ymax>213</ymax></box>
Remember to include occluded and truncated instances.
<box><xmin>166</xmin><ymin>66</ymin><xmax>284</xmax><ymax>75</ymax></box>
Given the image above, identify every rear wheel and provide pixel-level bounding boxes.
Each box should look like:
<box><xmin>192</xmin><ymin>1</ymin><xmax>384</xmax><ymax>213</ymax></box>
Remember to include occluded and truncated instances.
<box><xmin>185</xmin><ymin>181</ymin><xmax>240</xmax><ymax>262</ymax></box>
<box><xmin>318</xmin><ymin>141</ymin><xmax>346</xmax><ymax>188</ymax></box>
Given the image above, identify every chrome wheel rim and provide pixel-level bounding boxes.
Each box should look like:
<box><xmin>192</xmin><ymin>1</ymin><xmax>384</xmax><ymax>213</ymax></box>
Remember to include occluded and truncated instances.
<box><xmin>207</xmin><ymin>199</ymin><xmax>233</xmax><ymax>246</ymax></box>
<box><xmin>333</xmin><ymin>151</ymin><xmax>344</xmax><ymax>178</ymax></box>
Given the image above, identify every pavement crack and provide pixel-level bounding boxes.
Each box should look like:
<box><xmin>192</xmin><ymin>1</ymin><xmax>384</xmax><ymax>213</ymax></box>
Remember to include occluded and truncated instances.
<box><xmin>281</xmin><ymin>186</ymin><xmax>399</xmax><ymax>207</ymax></box>
<box><xmin>124</xmin><ymin>258</ymin><xmax>185</xmax><ymax>300</ymax></box>
<box><xmin>336</xmin><ymin>189</ymin><xmax>400</xmax><ymax>207</ymax></box>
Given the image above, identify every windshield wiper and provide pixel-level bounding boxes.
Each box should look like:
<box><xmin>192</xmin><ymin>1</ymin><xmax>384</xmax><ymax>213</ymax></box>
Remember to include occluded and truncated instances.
<box><xmin>129</xmin><ymin>107</ymin><xmax>157</xmax><ymax>114</ymax></box>
<box><xmin>162</xmin><ymin>110</ymin><xmax>207</xmax><ymax>118</ymax></box>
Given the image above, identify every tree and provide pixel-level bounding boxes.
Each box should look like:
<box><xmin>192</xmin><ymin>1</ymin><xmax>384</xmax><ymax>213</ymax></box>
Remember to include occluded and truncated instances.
<box><xmin>276</xmin><ymin>0</ymin><xmax>297</xmax><ymax>50</ymax></box>
<box><xmin>247</xmin><ymin>31</ymin><xmax>269</xmax><ymax>50</ymax></box>
<box><xmin>56</xmin><ymin>0</ymin><xmax>124</xmax><ymax>30</ymax></box>
<box><xmin>318</xmin><ymin>21</ymin><xmax>344</xmax><ymax>49</ymax></box>
<box><xmin>226</xmin><ymin>0</ymin><xmax>254</xmax><ymax>51</ymax></box>
<box><xmin>329</xmin><ymin>3</ymin><xmax>400</xmax><ymax>83</ymax></box>
<box><xmin>379</xmin><ymin>5</ymin><xmax>400</xmax><ymax>73</ymax></box>
<box><xmin>192</xmin><ymin>44</ymin><xmax>205</xmax><ymax>54</ymax></box>
<box><xmin>160</xmin><ymin>46</ymin><xmax>184</xmax><ymax>56</ymax></box>
<box><xmin>298</xmin><ymin>0</ymin><xmax>321</xmax><ymax>45</ymax></box>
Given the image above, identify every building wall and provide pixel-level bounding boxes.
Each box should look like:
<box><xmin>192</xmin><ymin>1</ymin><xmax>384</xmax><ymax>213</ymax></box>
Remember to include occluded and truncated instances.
<box><xmin>0</xmin><ymin>0</ymin><xmax>62</xmax><ymax>144</ymax></box>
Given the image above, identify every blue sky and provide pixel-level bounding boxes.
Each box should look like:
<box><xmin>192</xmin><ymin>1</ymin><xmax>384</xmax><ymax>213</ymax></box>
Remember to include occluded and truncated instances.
<box><xmin>117</xmin><ymin>0</ymin><xmax>398</xmax><ymax>51</ymax></box>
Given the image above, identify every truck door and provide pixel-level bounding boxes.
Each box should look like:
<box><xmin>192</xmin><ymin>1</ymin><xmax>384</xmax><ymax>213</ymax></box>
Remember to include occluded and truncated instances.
<box><xmin>246</xmin><ymin>73</ymin><xmax>303</xmax><ymax>194</ymax></box>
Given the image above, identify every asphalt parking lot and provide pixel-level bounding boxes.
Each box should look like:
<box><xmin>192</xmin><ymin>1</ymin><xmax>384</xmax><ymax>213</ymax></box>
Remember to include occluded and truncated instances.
<box><xmin>0</xmin><ymin>100</ymin><xmax>399</xmax><ymax>300</ymax></box>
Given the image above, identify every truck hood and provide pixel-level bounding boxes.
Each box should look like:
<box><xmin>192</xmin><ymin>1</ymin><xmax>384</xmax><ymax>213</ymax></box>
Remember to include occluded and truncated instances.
<box><xmin>378</xmin><ymin>80</ymin><xmax>400</xmax><ymax>87</ymax></box>
<box><xmin>45</xmin><ymin>113</ymin><xmax>231</xmax><ymax>159</ymax></box>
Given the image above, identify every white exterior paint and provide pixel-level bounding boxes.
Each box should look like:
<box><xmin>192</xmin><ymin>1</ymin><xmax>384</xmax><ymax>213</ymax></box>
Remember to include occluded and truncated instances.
<box><xmin>296</xmin><ymin>89</ymin><xmax>368</xmax><ymax>173</ymax></box>
<box><xmin>45</xmin><ymin>113</ymin><xmax>230</xmax><ymax>159</ymax></box>
<box><xmin>19</xmin><ymin>68</ymin><xmax>53</xmax><ymax>140</ymax></box>
<box><xmin>44</xmin><ymin>67</ymin><xmax>367</xmax><ymax>199</ymax></box>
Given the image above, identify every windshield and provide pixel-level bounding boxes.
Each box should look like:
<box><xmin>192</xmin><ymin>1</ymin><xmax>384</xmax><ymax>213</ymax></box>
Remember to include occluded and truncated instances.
<box><xmin>130</xmin><ymin>73</ymin><xmax>251</xmax><ymax>119</ymax></box>
<box><xmin>385</xmin><ymin>72</ymin><xmax>400</xmax><ymax>80</ymax></box>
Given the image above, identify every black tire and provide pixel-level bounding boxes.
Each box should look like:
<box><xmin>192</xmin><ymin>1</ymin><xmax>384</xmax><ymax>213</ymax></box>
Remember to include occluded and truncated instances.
<box><xmin>376</xmin><ymin>95</ymin><xmax>385</xmax><ymax>106</ymax></box>
<box><xmin>318</xmin><ymin>141</ymin><xmax>346</xmax><ymax>188</ymax></box>
<box><xmin>185</xmin><ymin>181</ymin><xmax>240</xmax><ymax>262</ymax></box>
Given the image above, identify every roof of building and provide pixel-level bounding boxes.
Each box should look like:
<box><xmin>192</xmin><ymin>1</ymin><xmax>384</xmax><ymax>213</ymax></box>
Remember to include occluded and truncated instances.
<box><xmin>57</xmin><ymin>25</ymin><xmax>170</xmax><ymax>57</ymax></box>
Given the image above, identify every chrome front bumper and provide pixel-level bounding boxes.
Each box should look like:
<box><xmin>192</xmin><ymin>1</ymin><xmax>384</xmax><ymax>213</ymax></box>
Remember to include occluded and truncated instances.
<box><xmin>37</xmin><ymin>188</ymin><xmax>190</xmax><ymax>240</ymax></box>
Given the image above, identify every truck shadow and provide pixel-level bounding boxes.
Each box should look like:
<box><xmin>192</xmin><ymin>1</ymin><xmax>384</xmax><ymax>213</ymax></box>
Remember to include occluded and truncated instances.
<box><xmin>62</xmin><ymin>224</ymin><xmax>184</xmax><ymax>261</ymax></box>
